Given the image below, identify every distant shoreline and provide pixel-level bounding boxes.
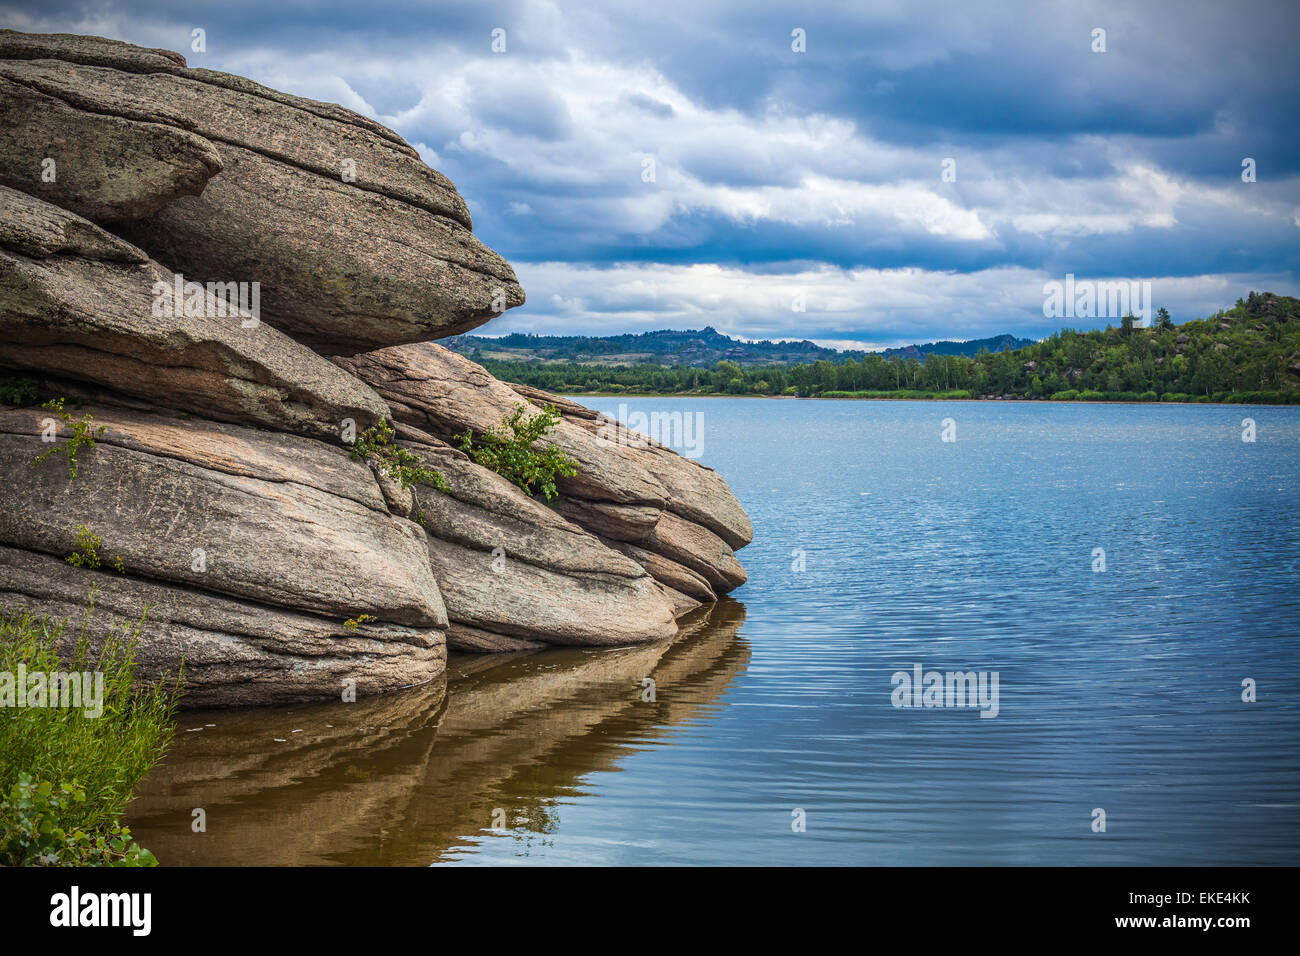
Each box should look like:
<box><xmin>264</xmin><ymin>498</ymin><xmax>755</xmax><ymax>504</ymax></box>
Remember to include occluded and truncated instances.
<box><xmin>566</xmin><ymin>392</ymin><xmax>1296</xmax><ymax>407</ymax></box>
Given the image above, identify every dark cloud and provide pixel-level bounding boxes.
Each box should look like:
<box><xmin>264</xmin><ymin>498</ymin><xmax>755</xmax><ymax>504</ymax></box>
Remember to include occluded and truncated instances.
<box><xmin>2</xmin><ymin>0</ymin><xmax>1296</xmax><ymax>338</ymax></box>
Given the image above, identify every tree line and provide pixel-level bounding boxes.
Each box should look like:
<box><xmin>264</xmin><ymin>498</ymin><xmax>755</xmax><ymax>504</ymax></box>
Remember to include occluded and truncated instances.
<box><xmin>474</xmin><ymin>293</ymin><xmax>1300</xmax><ymax>404</ymax></box>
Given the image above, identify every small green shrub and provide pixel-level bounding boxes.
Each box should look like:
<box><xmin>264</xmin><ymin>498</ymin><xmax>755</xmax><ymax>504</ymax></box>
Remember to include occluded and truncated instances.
<box><xmin>456</xmin><ymin>403</ymin><xmax>579</xmax><ymax>501</ymax></box>
<box><xmin>343</xmin><ymin>614</ymin><xmax>377</xmax><ymax>630</ymax></box>
<box><xmin>1225</xmin><ymin>390</ymin><xmax>1284</xmax><ymax>404</ymax></box>
<box><xmin>1050</xmin><ymin>389</ymin><xmax>1080</xmax><ymax>401</ymax></box>
<box><xmin>64</xmin><ymin>525</ymin><xmax>124</xmax><ymax>573</ymax></box>
<box><xmin>28</xmin><ymin>399</ymin><xmax>106</xmax><ymax>479</ymax></box>
<box><xmin>0</xmin><ymin>774</ymin><xmax>156</xmax><ymax>866</ymax></box>
<box><xmin>349</xmin><ymin>418</ymin><xmax>449</xmax><ymax>492</ymax></box>
<box><xmin>0</xmin><ymin>376</ymin><xmax>39</xmax><ymax>406</ymax></box>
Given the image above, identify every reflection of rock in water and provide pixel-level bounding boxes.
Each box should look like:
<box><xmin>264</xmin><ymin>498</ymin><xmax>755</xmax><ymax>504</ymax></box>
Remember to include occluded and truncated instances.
<box><xmin>127</xmin><ymin>600</ymin><xmax>748</xmax><ymax>865</ymax></box>
<box><xmin>125</xmin><ymin>679</ymin><xmax>448</xmax><ymax>865</ymax></box>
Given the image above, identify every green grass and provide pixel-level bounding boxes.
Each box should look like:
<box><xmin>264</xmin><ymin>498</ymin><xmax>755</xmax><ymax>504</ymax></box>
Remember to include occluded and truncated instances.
<box><xmin>0</xmin><ymin>603</ymin><xmax>180</xmax><ymax>835</ymax></box>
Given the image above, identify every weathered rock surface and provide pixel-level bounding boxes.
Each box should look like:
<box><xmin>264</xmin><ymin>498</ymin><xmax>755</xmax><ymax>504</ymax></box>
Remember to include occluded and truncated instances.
<box><xmin>643</xmin><ymin>510</ymin><xmax>747</xmax><ymax>594</ymax></box>
<box><xmin>506</xmin><ymin>381</ymin><xmax>752</xmax><ymax>549</ymax></box>
<box><xmin>0</xmin><ymin>186</ymin><xmax>390</xmax><ymax>439</ymax></box>
<box><xmin>0</xmin><ymin>403</ymin><xmax>449</xmax><ymax>704</ymax></box>
<box><xmin>0</xmin><ymin>73</ymin><xmax>222</xmax><ymax>221</ymax></box>
<box><xmin>426</xmin><ymin>534</ymin><xmax>676</xmax><ymax>649</ymax></box>
<box><xmin>0</xmin><ymin>55</ymin><xmax>465</xmax><ymax>224</ymax></box>
<box><xmin>120</xmin><ymin>144</ymin><xmax>521</xmax><ymax>354</ymax></box>
<box><xmin>0</xmin><ymin>30</ymin><xmax>523</xmax><ymax>354</ymax></box>
<box><xmin>0</xmin><ymin>405</ymin><xmax>445</xmax><ymax>626</ymax></box>
<box><xmin>0</xmin><ymin>547</ymin><xmax>445</xmax><ymax>708</ymax></box>
<box><xmin>337</xmin><ymin>343</ymin><xmax>750</xmax><ymax>593</ymax></box>
<box><xmin>397</xmin><ymin>435</ymin><xmax>678</xmax><ymax>649</ymax></box>
<box><xmin>339</xmin><ymin>344</ymin><xmax>668</xmax><ymax>507</ymax></box>
<box><xmin>0</xmin><ymin>29</ymin><xmax>185</xmax><ymax>73</ymax></box>
<box><xmin>0</xmin><ymin>181</ymin><xmax>144</xmax><ymax>261</ymax></box>
<box><xmin>0</xmin><ymin>30</ymin><xmax>409</xmax><ymax>148</ymax></box>
<box><xmin>557</xmin><ymin>407</ymin><xmax>754</xmax><ymax>549</ymax></box>
<box><xmin>601</xmin><ymin>537</ymin><xmax>717</xmax><ymax>603</ymax></box>
<box><xmin>444</xmin><ymin>622</ymin><xmax>547</xmax><ymax>654</ymax></box>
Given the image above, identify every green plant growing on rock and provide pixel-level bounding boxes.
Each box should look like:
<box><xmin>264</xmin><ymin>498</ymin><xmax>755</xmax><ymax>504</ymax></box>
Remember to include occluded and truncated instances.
<box><xmin>29</xmin><ymin>398</ymin><xmax>107</xmax><ymax>479</ymax></box>
<box><xmin>343</xmin><ymin>614</ymin><xmax>377</xmax><ymax>630</ymax></box>
<box><xmin>0</xmin><ymin>375</ymin><xmax>39</xmax><ymax>407</ymax></box>
<box><xmin>456</xmin><ymin>403</ymin><xmax>578</xmax><ymax>501</ymax></box>
<box><xmin>349</xmin><ymin>418</ymin><xmax>449</xmax><ymax>492</ymax></box>
<box><xmin>64</xmin><ymin>526</ymin><xmax>124</xmax><ymax>573</ymax></box>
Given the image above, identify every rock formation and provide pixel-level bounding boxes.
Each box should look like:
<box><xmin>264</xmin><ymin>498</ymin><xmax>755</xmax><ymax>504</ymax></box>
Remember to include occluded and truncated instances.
<box><xmin>0</xmin><ymin>30</ymin><xmax>751</xmax><ymax>707</ymax></box>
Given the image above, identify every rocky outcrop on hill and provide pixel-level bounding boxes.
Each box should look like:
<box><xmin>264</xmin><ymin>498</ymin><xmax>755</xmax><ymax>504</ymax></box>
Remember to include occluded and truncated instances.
<box><xmin>0</xmin><ymin>30</ymin><xmax>751</xmax><ymax>707</ymax></box>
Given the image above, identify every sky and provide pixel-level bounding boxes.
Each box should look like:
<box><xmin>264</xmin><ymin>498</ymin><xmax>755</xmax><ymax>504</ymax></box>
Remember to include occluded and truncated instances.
<box><xmin>3</xmin><ymin>0</ymin><xmax>1299</xmax><ymax>349</ymax></box>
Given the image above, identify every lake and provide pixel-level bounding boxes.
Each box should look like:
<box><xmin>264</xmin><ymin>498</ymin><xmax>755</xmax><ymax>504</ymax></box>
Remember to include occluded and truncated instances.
<box><xmin>127</xmin><ymin>398</ymin><xmax>1300</xmax><ymax>865</ymax></box>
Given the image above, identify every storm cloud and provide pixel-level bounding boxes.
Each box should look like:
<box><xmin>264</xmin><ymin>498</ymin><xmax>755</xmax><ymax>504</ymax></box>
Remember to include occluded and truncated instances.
<box><xmin>4</xmin><ymin>0</ymin><xmax>1296</xmax><ymax>346</ymax></box>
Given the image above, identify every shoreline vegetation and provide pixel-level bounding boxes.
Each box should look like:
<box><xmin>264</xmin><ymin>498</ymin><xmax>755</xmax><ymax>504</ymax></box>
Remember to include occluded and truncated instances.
<box><xmin>472</xmin><ymin>292</ymin><xmax>1300</xmax><ymax>406</ymax></box>
<box><xmin>558</xmin><ymin>391</ymin><xmax>1295</xmax><ymax>406</ymax></box>
<box><xmin>0</xmin><ymin>604</ymin><xmax>179</xmax><ymax>866</ymax></box>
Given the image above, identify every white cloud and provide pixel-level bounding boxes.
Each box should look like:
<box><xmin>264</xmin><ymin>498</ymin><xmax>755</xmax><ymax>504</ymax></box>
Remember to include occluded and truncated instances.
<box><xmin>485</xmin><ymin>261</ymin><xmax>1297</xmax><ymax>344</ymax></box>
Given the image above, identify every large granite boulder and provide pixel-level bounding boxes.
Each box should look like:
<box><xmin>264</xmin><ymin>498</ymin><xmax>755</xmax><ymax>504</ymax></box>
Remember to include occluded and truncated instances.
<box><xmin>0</xmin><ymin>185</ymin><xmax>390</xmax><ymax>440</ymax></box>
<box><xmin>395</xmin><ymin>432</ymin><xmax>678</xmax><ymax>650</ymax></box>
<box><xmin>0</xmin><ymin>28</ymin><xmax>755</xmax><ymax>708</ymax></box>
<box><xmin>0</xmin><ymin>30</ymin><xmax>523</xmax><ymax>354</ymax></box>
<box><xmin>336</xmin><ymin>344</ymin><xmax>751</xmax><ymax>598</ymax></box>
<box><xmin>0</xmin><ymin>404</ymin><xmax>447</xmax><ymax>704</ymax></box>
<box><xmin>0</xmin><ymin>547</ymin><xmax>445</xmax><ymax>708</ymax></box>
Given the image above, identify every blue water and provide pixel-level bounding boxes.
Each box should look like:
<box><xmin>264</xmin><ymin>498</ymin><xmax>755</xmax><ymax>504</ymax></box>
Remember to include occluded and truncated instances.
<box><xmin>469</xmin><ymin>398</ymin><xmax>1300</xmax><ymax>865</ymax></box>
<box><xmin>128</xmin><ymin>399</ymin><xmax>1300</xmax><ymax>865</ymax></box>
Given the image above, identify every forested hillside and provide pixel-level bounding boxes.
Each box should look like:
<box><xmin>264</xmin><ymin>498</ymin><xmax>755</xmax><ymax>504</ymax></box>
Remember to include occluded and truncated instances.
<box><xmin>477</xmin><ymin>293</ymin><xmax>1300</xmax><ymax>404</ymax></box>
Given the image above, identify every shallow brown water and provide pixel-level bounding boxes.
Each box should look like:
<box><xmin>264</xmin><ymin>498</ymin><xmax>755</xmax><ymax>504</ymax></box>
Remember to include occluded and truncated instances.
<box><xmin>126</xmin><ymin>600</ymin><xmax>749</xmax><ymax>865</ymax></box>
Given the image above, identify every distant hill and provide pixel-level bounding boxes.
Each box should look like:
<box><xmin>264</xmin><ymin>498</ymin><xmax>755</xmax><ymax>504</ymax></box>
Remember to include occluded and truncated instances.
<box><xmin>443</xmin><ymin>327</ymin><xmax>1035</xmax><ymax>368</ymax></box>
<box><xmin>876</xmin><ymin>333</ymin><xmax>1036</xmax><ymax>362</ymax></box>
<box><xmin>467</xmin><ymin>292</ymin><xmax>1300</xmax><ymax>403</ymax></box>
